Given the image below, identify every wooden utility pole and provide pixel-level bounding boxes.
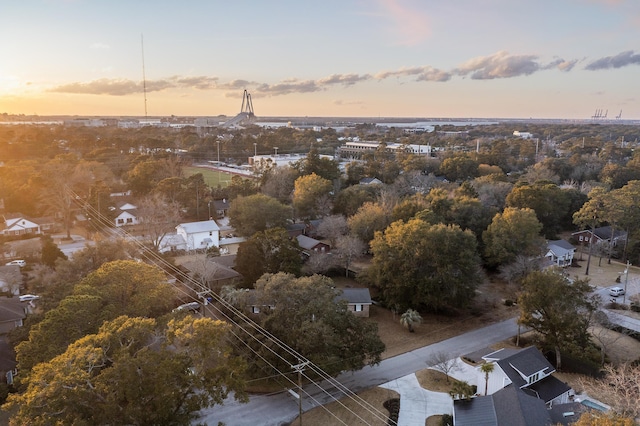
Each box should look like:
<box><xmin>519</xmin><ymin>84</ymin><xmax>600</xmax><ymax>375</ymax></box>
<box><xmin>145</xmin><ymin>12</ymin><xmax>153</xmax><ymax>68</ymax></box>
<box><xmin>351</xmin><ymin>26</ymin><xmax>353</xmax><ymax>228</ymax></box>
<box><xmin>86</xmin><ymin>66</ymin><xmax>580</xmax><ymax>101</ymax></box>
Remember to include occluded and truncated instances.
<box><xmin>291</xmin><ymin>360</ymin><xmax>309</xmax><ymax>425</ymax></box>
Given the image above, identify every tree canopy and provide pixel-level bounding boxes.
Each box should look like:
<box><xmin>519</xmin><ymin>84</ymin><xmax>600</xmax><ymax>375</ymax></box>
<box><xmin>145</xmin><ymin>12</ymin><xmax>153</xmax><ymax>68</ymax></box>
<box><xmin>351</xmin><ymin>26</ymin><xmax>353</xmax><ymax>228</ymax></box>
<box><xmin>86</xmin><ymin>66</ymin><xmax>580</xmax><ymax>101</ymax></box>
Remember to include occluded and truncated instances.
<box><xmin>238</xmin><ymin>273</ymin><xmax>384</xmax><ymax>378</ymax></box>
<box><xmin>369</xmin><ymin>219</ymin><xmax>484</xmax><ymax>313</ymax></box>
<box><xmin>229</xmin><ymin>193</ymin><xmax>292</xmax><ymax>237</ymax></box>
<box><xmin>6</xmin><ymin>316</ymin><xmax>247</xmax><ymax>426</ymax></box>
<box><xmin>517</xmin><ymin>269</ymin><xmax>597</xmax><ymax>369</ymax></box>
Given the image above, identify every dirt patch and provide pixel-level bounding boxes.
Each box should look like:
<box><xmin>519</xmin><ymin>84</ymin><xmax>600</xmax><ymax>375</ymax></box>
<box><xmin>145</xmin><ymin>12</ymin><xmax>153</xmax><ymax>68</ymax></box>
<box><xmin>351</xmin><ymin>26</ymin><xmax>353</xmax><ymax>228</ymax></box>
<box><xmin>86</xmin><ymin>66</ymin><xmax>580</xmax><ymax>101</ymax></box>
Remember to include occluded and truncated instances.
<box><xmin>289</xmin><ymin>386</ymin><xmax>399</xmax><ymax>426</ymax></box>
<box><xmin>415</xmin><ymin>369</ymin><xmax>458</xmax><ymax>393</ymax></box>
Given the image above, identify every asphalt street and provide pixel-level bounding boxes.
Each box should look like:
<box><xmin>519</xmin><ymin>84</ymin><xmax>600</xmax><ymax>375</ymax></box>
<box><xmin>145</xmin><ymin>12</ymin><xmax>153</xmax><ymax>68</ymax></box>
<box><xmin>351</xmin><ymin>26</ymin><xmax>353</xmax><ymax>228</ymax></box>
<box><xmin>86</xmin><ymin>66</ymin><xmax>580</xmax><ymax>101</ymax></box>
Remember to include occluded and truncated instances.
<box><xmin>196</xmin><ymin>317</ymin><xmax>520</xmax><ymax>426</ymax></box>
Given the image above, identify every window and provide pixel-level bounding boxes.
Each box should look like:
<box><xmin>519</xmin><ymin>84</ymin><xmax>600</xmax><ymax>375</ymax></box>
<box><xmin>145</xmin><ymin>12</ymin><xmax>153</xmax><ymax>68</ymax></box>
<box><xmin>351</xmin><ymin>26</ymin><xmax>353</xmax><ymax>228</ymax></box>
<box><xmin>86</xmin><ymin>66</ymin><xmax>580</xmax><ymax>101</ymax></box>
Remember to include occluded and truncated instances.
<box><xmin>251</xmin><ymin>306</ymin><xmax>260</xmax><ymax>314</ymax></box>
<box><xmin>529</xmin><ymin>372</ymin><xmax>540</xmax><ymax>384</ymax></box>
<box><xmin>579</xmin><ymin>235</ymin><xmax>583</xmax><ymax>242</ymax></box>
<box><xmin>355</xmin><ymin>304</ymin><xmax>363</xmax><ymax>312</ymax></box>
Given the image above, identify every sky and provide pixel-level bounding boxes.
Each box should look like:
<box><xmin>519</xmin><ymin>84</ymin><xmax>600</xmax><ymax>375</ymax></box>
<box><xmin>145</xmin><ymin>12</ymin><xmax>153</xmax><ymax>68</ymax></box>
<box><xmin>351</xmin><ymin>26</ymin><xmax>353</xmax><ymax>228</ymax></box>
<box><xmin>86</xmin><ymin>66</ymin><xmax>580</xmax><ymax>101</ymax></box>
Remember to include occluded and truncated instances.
<box><xmin>1</xmin><ymin>0</ymin><xmax>639</xmax><ymax>119</ymax></box>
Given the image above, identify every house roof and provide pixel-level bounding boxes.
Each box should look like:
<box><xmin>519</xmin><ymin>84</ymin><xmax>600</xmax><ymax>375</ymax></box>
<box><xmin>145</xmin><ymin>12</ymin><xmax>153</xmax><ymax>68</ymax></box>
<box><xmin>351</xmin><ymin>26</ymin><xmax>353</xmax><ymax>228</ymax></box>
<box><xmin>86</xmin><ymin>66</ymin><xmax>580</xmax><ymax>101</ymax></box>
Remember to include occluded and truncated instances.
<box><xmin>181</xmin><ymin>258</ymin><xmax>240</xmax><ymax>282</ymax></box>
<box><xmin>359</xmin><ymin>177</ymin><xmax>382</xmax><ymax>185</ymax></box>
<box><xmin>213</xmin><ymin>199</ymin><xmax>230</xmax><ymax>210</ymax></box>
<box><xmin>177</xmin><ymin>220</ymin><xmax>220</xmax><ymax>234</ymax></box>
<box><xmin>547</xmin><ymin>240</ymin><xmax>575</xmax><ymax>251</ymax></box>
<box><xmin>0</xmin><ymin>335</ymin><xmax>17</xmax><ymax>372</ymax></box>
<box><xmin>572</xmin><ymin>226</ymin><xmax>627</xmax><ymax>241</ymax></box>
<box><xmin>496</xmin><ymin>346</ymin><xmax>554</xmax><ymax>389</ymax></box>
<box><xmin>296</xmin><ymin>235</ymin><xmax>325</xmax><ymax>250</ymax></box>
<box><xmin>454</xmin><ymin>396</ymin><xmax>498</xmax><ymax>426</ymax></box>
<box><xmin>492</xmin><ymin>386</ymin><xmax>552</xmax><ymax>426</ymax></box>
<box><xmin>0</xmin><ymin>297</ymin><xmax>26</xmax><ymax>323</ymax></box>
<box><xmin>548</xmin><ymin>402</ymin><xmax>587</xmax><ymax>425</ymax></box>
<box><xmin>525</xmin><ymin>375</ymin><xmax>571</xmax><ymax>403</ymax></box>
<box><xmin>336</xmin><ymin>288</ymin><xmax>372</xmax><ymax>305</ymax></box>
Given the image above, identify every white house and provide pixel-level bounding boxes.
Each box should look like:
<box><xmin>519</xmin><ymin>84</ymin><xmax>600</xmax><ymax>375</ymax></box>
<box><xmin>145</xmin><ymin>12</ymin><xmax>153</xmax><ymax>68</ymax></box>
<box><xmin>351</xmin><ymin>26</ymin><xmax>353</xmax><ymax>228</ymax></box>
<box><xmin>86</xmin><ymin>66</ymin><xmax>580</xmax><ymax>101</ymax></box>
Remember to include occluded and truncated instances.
<box><xmin>477</xmin><ymin>347</ymin><xmax>572</xmax><ymax>405</ymax></box>
<box><xmin>2</xmin><ymin>216</ymin><xmax>41</xmax><ymax>236</ymax></box>
<box><xmin>545</xmin><ymin>240</ymin><xmax>575</xmax><ymax>267</ymax></box>
<box><xmin>114</xmin><ymin>202</ymin><xmax>139</xmax><ymax>227</ymax></box>
<box><xmin>175</xmin><ymin>220</ymin><xmax>220</xmax><ymax>251</ymax></box>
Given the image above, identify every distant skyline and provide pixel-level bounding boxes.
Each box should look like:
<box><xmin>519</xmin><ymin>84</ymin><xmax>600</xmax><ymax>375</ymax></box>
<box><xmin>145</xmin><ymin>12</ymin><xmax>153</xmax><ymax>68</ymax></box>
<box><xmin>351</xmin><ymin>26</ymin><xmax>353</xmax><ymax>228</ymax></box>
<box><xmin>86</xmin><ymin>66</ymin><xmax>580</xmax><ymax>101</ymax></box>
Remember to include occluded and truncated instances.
<box><xmin>1</xmin><ymin>0</ymin><xmax>639</xmax><ymax>119</ymax></box>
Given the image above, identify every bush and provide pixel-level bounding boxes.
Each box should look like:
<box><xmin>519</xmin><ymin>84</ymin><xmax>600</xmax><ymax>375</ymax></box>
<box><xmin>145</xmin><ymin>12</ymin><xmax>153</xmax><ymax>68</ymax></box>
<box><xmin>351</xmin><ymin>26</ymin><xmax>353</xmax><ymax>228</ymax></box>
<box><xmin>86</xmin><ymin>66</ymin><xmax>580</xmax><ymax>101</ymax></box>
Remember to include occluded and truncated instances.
<box><xmin>383</xmin><ymin>398</ymin><xmax>400</xmax><ymax>425</ymax></box>
<box><xmin>441</xmin><ymin>414</ymin><xmax>453</xmax><ymax>426</ymax></box>
<box><xmin>504</xmin><ymin>299</ymin><xmax>514</xmax><ymax>306</ymax></box>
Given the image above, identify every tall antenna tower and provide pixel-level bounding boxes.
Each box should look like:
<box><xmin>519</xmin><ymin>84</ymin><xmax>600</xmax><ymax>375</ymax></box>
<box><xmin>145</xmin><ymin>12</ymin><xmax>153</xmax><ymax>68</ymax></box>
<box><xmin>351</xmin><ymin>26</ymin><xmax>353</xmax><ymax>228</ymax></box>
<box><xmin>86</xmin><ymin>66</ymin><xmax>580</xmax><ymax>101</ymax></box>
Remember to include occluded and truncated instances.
<box><xmin>141</xmin><ymin>33</ymin><xmax>148</xmax><ymax>117</ymax></box>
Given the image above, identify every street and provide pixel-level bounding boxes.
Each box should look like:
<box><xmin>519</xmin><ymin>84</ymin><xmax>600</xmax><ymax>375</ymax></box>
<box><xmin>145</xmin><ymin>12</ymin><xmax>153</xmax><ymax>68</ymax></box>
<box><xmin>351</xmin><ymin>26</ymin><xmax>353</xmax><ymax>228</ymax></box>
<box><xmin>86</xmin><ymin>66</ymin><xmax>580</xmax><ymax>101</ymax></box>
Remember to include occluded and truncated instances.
<box><xmin>196</xmin><ymin>317</ymin><xmax>520</xmax><ymax>425</ymax></box>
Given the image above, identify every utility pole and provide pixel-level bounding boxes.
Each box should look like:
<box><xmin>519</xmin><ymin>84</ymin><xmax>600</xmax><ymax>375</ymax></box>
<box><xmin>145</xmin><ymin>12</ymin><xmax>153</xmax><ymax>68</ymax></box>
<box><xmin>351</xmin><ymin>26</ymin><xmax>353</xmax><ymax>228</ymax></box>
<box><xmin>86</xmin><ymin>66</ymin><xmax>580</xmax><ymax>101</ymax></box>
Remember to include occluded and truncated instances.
<box><xmin>623</xmin><ymin>261</ymin><xmax>630</xmax><ymax>305</ymax></box>
<box><xmin>291</xmin><ymin>360</ymin><xmax>309</xmax><ymax>425</ymax></box>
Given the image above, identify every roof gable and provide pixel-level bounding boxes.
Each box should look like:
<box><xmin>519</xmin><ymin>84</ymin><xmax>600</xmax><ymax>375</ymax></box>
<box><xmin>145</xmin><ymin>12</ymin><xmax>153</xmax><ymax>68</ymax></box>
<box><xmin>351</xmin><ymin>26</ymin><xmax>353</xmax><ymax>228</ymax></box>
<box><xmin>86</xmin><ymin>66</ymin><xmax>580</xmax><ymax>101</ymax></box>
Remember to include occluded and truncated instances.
<box><xmin>496</xmin><ymin>347</ymin><xmax>554</xmax><ymax>388</ymax></box>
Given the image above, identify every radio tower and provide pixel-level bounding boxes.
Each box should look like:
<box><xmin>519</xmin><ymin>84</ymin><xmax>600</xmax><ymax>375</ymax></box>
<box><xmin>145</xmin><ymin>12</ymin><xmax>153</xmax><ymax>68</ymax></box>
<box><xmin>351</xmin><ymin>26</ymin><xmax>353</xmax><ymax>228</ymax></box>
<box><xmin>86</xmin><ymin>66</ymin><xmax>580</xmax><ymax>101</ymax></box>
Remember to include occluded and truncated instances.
<box><xmin>141</xmin><ymin>34</ymin><xmax>148</xmax><ymax>117</ymax></box>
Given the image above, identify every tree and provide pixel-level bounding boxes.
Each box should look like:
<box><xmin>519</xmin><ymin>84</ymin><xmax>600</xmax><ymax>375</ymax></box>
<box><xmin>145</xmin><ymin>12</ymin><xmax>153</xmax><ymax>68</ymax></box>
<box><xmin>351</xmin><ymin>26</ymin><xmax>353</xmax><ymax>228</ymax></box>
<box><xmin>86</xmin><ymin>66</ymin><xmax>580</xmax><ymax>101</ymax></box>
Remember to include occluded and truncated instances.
<box><xmin>347</xmin><ymin>201</ymin><xmax>391</xmax><ymax>246</ymax></box>
<box><xmin>6</xmin><ymin>316</ymin><xmax>247</xmax><ymax>426</ymax></box>
<box><xmin>482</xmin><ymin>207</ymin><xmax>544</xmax><ymax>268</ymax></box>
<box><xmin>506</xmin><ymin>181</ymin><xmax>571</xmax><ymax>238</ymax></box>
<box><xmin>40</xmin><ymin>234</ymin><xmax>67</xmax><ymax>268</ymax></box>
<box><xmin>439</xmin><ymin>155</ymin><xmax>479</xmax><ymax>182</ymax></box>
<box><xmin>292</xmin><ymin>147</ymin><xmax>340</xmax><ymax>181</ymax></box>
<box><xmin>517</xmin><ymin>269</ymin><xmax>598</xmax><ymax>369</ymax></box>
<box><xmin>15</xmin><ymin>295</ymin><xmax>106</xmax><ymax>372</ymax></box>
<box><xmin>234</xmin><ymin>228</ymin><xmax>302</xmax><ymax>286</ymax></box>
<box><xmin>333</xmin><ymin>184</ymin><xmax>379</xmax><ymax>217</ymax></box>
<box><xmin>369</xmin><ymin>219</ymin><xmax>484</xmax><ymax>313</ymax></box>
<box><xmin>335</xmin><ymin>235</ymin><xmax>366</xmax><ymax>277</ymax></box>
<box><xmin>261</xmin><ymin>165</ymin><xmax>297</xmax><ymax>204</ymax></box>
<box><xmin>243</xmin><ymin>273</ymin><xmax>384</xmax><ymax>378</ymax></box>
<box><xmin>449</xmin><ymin>380</ymin><xmax>476</xmax><ymax>401</ymax></box>
<box><xmin>427</xmin><ymin>351</ymin><xmax>458</xmax><ymax>382</ymax></box>
<box><xmin>580</xmin><ymin>363</ymin><xmax>640</xmax><ymax>420</ymax></box>
<box><xmin>480</xmin><ymin>362</ymin><xmax>495</xmax><ymax>395</ymax></box>
<box><xmin>228</xmin><ymin>193</ymin><xmax>292</xmax><ymax>237</ymax></box>
<box><xmin>316</xmin><ymin>214</ymin><xmax>349</xmax><ymax>247</ymax></box>
<box><xmin>573</xmin><ymin>187</ymin><xmax>608</xmax><ymax>274</ymax></box>
<box><xmin>573</xmin><ymin>412</ymin><xmax>635</xmax><ymax>426</ymax></box>
<box><xmin>136</xmin><ymin>193</ymin><xmax>183</xmax><ymax>251</ymax></box>
<box><xmin>399</xmin><ymin>308</ymin><xmax>422</xmax><ymax>333</ymax></box>
<box><xmin>73</xmin><ymin>260</ymin><xmax>177</xmax><ymax>319</ymax></box>
<box><xmin>292</xmin><ymin>173</ymin><xmax>333</xmax><ymax>219</ymax></box>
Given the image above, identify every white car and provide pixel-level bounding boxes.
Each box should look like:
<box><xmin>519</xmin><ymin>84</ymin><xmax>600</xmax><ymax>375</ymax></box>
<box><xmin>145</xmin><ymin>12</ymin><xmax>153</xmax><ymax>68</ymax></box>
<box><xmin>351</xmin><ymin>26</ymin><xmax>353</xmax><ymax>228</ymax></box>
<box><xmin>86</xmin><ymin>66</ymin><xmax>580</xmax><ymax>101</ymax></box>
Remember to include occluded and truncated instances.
<box><xmin>609</xmin><ymin>287</ymin><xmax>625</xmax><ymax>297</ymax></box>
<box><xmin>6</xmin><ymin>260</ymin><xmax>26</xmax><ymax>267</ymax></box>
<box><xmin>172</xmin><ymin>302</ymin><xmax>200</xmax><ymax>313</ymax></box>
<box><xmin>19</xmin><ymin>294</ymin><xmax>40</xmax><ymax>302</ymax></box>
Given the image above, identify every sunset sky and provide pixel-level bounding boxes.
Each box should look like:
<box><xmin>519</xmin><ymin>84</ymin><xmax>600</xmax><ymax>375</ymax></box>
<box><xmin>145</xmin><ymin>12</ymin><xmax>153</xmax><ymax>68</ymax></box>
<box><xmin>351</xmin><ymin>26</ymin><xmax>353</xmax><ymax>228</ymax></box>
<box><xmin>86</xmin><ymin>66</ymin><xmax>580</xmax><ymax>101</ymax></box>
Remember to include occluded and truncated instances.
<box><xmin>1</xmin><ymin>0</ymin><xmax>639</xmax><ymax>119</ymax></box>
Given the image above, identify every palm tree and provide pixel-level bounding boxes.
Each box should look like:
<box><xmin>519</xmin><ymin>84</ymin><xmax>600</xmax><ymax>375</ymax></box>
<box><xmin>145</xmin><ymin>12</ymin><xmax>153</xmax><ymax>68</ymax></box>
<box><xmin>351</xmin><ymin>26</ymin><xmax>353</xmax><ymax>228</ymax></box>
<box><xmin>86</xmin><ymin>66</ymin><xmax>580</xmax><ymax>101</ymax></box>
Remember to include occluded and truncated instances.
<box><xmin>480</xmin><ymin>362</ymin><xmax>495</xmax><ymax>395</ymax></box>
<box><xmin>400</xmin><ymin>309</ymin><xmax>422</xmax><ymax>333</ymax></box>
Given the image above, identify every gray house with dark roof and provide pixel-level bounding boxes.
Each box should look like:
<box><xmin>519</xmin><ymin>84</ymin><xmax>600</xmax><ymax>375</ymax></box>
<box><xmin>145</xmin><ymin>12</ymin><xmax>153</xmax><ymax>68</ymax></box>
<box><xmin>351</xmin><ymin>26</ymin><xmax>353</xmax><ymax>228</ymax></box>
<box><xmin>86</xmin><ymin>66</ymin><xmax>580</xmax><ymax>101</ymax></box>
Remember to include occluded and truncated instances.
<box><xmin>335</xmin><ymin>288</ymin><xmax>372</xmax><ymax>317</ymax></box>
<box><xmin>455</xmin><ymin>347</ymin><xmax>578</xmax><ymax>426</ymax></box>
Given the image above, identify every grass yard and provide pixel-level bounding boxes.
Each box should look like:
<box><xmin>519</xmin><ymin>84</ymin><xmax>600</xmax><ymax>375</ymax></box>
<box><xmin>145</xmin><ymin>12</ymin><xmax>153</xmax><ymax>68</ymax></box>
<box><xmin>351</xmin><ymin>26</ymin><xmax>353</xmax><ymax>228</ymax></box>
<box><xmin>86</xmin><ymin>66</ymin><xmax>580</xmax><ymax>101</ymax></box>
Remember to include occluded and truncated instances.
<box><xmin>184</xmin><ymin>165</ymin><xmax>233</xmax><ymax>187</ymax></box>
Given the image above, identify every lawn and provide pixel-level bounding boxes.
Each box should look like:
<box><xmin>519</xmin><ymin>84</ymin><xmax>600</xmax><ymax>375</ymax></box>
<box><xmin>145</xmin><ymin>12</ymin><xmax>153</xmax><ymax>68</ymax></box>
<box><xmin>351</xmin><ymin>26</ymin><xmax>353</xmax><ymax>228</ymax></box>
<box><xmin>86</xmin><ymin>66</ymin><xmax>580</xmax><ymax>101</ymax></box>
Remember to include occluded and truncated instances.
<box><xmin>184</xmin><ymin>165</ymin><xmax>233</xmax><ymax>187</ymax></box>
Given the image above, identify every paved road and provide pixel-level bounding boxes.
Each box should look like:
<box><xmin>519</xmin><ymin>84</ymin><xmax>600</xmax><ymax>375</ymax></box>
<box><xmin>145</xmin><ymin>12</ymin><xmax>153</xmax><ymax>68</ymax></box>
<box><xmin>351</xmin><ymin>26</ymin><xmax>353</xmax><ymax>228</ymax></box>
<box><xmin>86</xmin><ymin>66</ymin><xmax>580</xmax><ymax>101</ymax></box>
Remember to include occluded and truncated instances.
<box><xmin>196</xmin><ymin>317</ymin><xmax>520</xmax><ymax>425</ymax></box>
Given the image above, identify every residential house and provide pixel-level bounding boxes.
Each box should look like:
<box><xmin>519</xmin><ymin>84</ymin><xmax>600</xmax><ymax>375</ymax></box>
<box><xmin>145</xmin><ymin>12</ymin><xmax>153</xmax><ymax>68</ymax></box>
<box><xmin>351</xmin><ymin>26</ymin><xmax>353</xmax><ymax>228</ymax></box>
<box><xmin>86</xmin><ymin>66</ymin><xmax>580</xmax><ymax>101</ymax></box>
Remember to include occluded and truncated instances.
<box><xmin>286</xmin><ymin>219</ymin><xmax>323</xmax><ymax>239</ymax></box>
<box><xmin>296</xmin><ymin>234</ymin><xmax>330</xmax><ymax>257</ymax></box>
<box><xmin>571</xmin><ymin>226</ymin><xmax>627</xmax><ymax>248</ymax></box>
<box><xmin>0</xmin><ymin>336</ymin><xmax>18</xmax><ymax>384</ymax></box>
<box><xmin>31</xmin><ymin>216</ymin><xmax>57</xmax><ymax>233</ymax></box>
<box><xmin>2</xmin><ymin>215</ymin><xmax>41</xmax><ymax>236</ymax></box>
<box><xmin>545</xmin><ymin>240</ymin><xmax>575</xmax><ymax>267</ymax></box>
<box><xmin>180</xmin><ymin>256</ymin><xmax>241</xmax><ymax>291</ymax></box>
<box><xmin>114</xmin><ymin>202</ymin><xmax>139</xmax><ymax>227</ymax></box>
<box><xmin>212</xmin><ymin>199</ymin><xmax>230</xmax><ymax>219</ymax></box>
<box><xmin>336</xmin><ymin>288</ymin><xmax>372</xmax><ymax>318</ymax></box>
<box><xmin>0</xmin><ymin>297</ymin><xmax>26</xmax><ymax>334</ymax></box>
<box><xmin>359</xmin><ymin>177</ymin><xmax>383</xmax><ymax>185</ymax></box>
<box><xmin>175</xmin><ymin>220</ymin><xmax>220</xmax><ymax>251</ymax></box>
<box><xmin>454</xmin><ymin>346</ymin><xmax>579</xmax><ymax>426</ymax></box>
<box><xmin>0</xmin><ymin>265</ymin><xmax>22</xmax><ymax>296</ymax></box>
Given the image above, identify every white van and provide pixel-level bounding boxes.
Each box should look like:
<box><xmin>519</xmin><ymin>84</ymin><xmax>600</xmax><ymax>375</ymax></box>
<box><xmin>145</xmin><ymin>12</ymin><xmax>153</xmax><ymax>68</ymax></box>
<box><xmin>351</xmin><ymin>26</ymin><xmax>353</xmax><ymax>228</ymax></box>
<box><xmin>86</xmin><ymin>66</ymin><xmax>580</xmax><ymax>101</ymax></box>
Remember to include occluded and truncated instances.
<box><xmin>609</xmin><ymin>287</ymin><xmax>625</xmax><ymax>297</ymax></box>
<box><xmin>6</xmin><ymin>260</ymin><xmax>26</xmax><ymax>267</ymax></box>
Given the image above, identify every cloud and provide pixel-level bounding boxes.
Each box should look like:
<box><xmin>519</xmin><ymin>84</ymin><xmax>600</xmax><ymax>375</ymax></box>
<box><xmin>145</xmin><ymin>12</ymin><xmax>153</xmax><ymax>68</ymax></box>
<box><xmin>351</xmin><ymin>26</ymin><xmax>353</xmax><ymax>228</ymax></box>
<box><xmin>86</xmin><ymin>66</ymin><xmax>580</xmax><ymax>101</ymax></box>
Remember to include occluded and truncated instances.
<box><xmin>375</xmin><ymin>66</ymin><xmax>451</xmax><ymax>82</ymax></box>
<box><xmin>49</xmin><ymin>76</ymin><xmax>219</xmax><ymax>95</ymax></box>
<box><xmin>585</xmin><ymin>50</ymin><xmax>640</xmax><ymax>70</ymax></box>
<box><xmin>376</xmin><ymin>0</ymin><xmax>431</xmax><ymax>45</ymax></box>
<box><xmin>454</xmin><ymin>51</ymin><xmax>541</xmax><ymax>79</ymax></box>
<box><xmin>544</xmin><ymin>58</ymin><xmax>578</xmax><ymax>72</ymax></box>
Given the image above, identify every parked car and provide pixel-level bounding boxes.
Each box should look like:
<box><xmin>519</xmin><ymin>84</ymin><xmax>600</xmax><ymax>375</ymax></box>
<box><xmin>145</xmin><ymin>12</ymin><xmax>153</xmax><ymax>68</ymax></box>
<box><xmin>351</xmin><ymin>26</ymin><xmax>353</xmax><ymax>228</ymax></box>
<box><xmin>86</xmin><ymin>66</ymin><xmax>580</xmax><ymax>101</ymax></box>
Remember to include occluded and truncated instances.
<box><xmin>19</xmin><ymin>294</ymin><xmax>40</xmax><ymax>302</ymax></box>
<box><xmin>172</xmin><ymin>302</ymin><xmax>200</xmax><ymax>313</ymax></box>
<box><xmin>609</xmin><ymin>287</ymin><xmax>625</xmax><ymax>297</ymax></box>
<box><xmin>6</xmin><ymin>260</ymin><xmax>26</xmax><ymax>267</ymax></box>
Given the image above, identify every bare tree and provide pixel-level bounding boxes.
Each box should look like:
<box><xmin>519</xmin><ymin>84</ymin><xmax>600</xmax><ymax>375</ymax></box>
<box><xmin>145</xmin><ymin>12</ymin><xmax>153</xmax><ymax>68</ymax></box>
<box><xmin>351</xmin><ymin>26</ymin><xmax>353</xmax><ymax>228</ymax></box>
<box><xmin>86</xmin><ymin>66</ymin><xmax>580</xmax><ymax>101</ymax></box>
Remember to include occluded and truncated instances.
<box><xmin>137</xmin><ymin>193</ymin><xmax>183</xmax><ymax>251</ymax></box>
<box><xmin>581</xmin><ymin>363</ymin><xmax>640</xmax><ymax>419</ymax></box>
<box><xmin>335</xmin><ymin>235</ymin><xmax>366</xmax><ymax>277</ymax></box>
<box><xmin>316</xmin><ymin>215</ymin><xmax>348</xmax><ymax>247</ymax></box>
<box><xmin>427</xmin><ymin>351</ymin><xmax>459</xmax><ymax>383</ymax></box>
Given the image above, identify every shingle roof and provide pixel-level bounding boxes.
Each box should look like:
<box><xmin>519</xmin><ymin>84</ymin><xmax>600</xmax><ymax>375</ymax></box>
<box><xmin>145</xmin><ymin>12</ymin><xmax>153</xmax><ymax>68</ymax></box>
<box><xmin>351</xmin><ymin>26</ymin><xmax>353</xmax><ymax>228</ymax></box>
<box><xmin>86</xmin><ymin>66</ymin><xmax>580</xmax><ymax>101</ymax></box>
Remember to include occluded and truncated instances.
<box><xmin>454</xmin><ymin>397</ymin><xmax>498</xmax><ymax>426</ymax></box>
<box><xmin>493</xmin><ymin>386</ymin><xmax>552</xmax><ymax>426</ymax></box>
<box><xmin>497</xmin><ymin>346</ymin><xmax>554</xmax><ymax>388</ymax></box>
<box><xmin>336</xmin><ymin>288</ymin><xmax>372</xmax><ymax>305</ymax></box>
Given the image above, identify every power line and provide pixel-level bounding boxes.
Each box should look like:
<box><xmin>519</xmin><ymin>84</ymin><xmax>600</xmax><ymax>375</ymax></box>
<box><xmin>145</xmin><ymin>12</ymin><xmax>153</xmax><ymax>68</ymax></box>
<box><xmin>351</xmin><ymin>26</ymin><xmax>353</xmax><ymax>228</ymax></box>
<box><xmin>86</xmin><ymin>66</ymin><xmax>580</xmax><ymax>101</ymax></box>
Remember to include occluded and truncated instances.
<box><xmin>69</xmin><ymin>189</ymin><xmax>389</xmax><ymax>424</ymax></box>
